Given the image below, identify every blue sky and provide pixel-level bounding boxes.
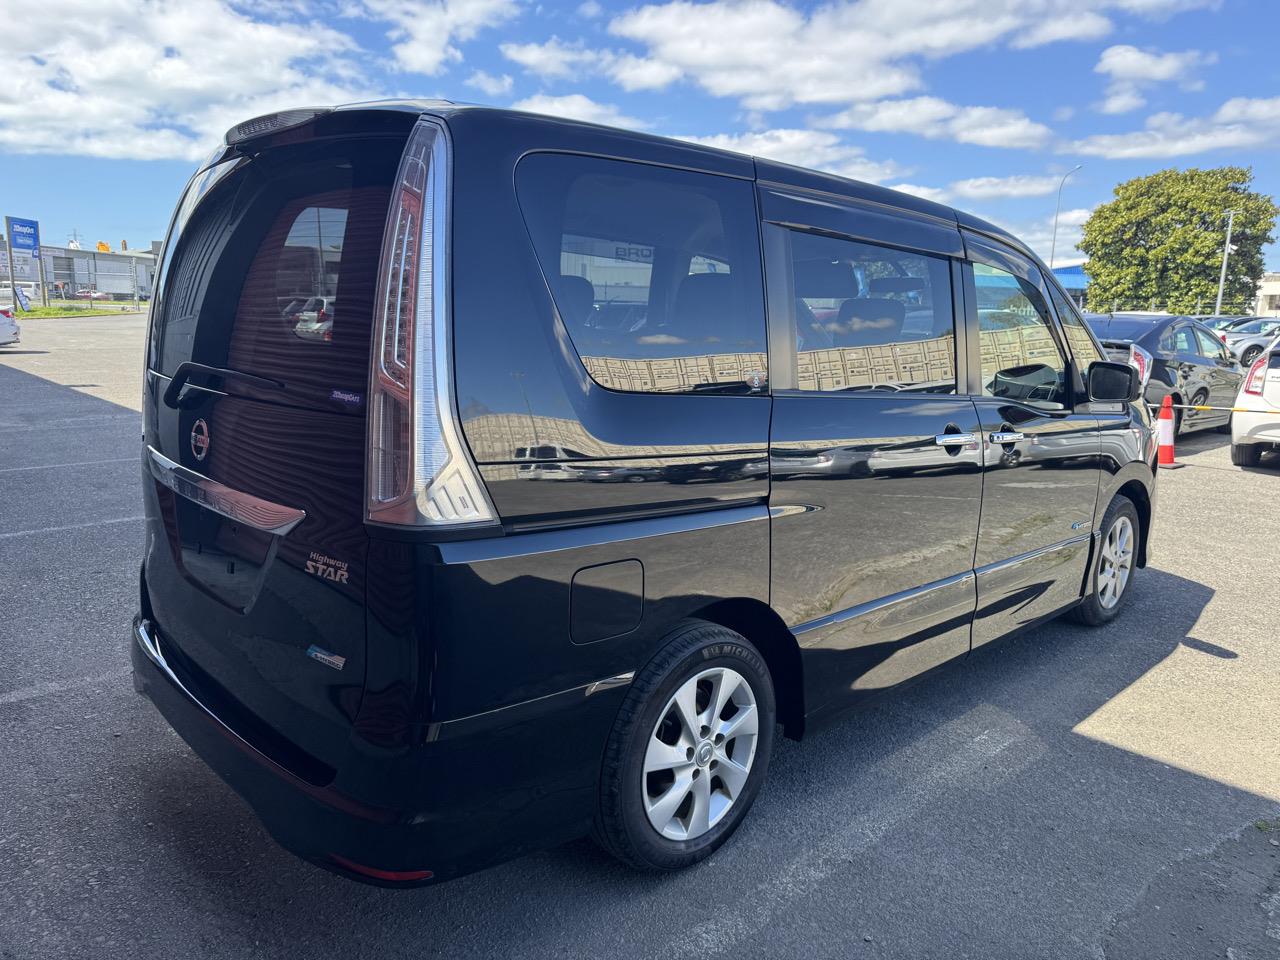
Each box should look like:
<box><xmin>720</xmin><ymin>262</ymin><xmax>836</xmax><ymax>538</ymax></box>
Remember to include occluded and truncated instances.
<box><xmin>2</xmin><ymin>0</ymin><xmax>1278</xmax><ymax>267</ymax></box>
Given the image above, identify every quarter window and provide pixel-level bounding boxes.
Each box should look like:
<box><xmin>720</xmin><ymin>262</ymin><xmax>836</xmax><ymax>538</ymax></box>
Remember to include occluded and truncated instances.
<box><xmin>516</xmin><ymin>154</ymin><xmax>767</xmax><ymax>394</ymax></box>
<box><xmin>973</xmin><ymin>263</ymin><xmax>1069</xmax><ymax>408</ymax></box>
<box><xmin>1048</xmin><ymin>281</ymin><xmax>1104</xmax><ymax>366</ymax></box>
<box><xmin>783</xmin><ymin>229</ymin><xmax>956</xmax><ymax>393</ymax></box>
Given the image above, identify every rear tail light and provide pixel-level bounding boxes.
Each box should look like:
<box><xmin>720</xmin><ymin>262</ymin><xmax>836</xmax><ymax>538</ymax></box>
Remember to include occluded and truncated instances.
<box><xmin>1244</xmin><ymin>356</ymin><xmax>1267</xmax><ymax>396</ymax></box>
<box><xmin>1128</xmin><ymin>343</ymin><xmax>1153</xmax><ymax>388</ymax></box>
<box><xmin>366</xmin><ymin>119</ymin><xmax>496</xmax><ymax>528</ymax></box>
<box><xmin>1220</xmin><ymin>333</ymin><xmax>1228</xmax><ymax>343</ymax></box>
<box><xmin>0</xmin><ymin>308</ymin><xmax>11</xmax><ymax>319</ymax></box>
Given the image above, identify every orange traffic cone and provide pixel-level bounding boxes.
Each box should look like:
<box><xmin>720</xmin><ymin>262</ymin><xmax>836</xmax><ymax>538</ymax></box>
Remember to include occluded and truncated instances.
<box><xmin>1157</xmin><ymin>395</ymin><xmax>1181</xmax><ymax>469</ymax></box>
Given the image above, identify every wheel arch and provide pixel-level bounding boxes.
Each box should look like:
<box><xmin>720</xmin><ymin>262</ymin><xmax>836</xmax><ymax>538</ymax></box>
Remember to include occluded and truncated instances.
<box><xmin>690</xmin><ymin>598</ymin><xmax>805</xmax><ymax>740</ymax></box>
<box><xmin>1114</xmin><ymin>478</ymin><xmax>1152</xmax><ymax>568</ymax></box>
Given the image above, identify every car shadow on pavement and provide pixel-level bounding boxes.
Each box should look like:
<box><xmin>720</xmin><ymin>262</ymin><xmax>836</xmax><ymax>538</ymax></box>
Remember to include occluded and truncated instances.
<box><xmin>132</xmin><ymin>564</ymin><xmax>1280</xmax><ymax>959</ymax></box>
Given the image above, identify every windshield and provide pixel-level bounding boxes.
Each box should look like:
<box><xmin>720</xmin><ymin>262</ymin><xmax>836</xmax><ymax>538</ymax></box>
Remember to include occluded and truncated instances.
<box><xmin>1227</xmin><ymin>319</ymin><xmax>1279</xmax><ymax>335</ymax></box>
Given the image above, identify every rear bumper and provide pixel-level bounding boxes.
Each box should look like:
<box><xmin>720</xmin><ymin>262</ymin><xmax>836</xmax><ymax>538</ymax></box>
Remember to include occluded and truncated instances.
<box><xmin>1232</xmin><ymin>412</ymin><xmax>1280</xmax><ymax>446</ymax></box>
<box><xmin>131</xmin><ymin>614</ymin><xmax>622</xmax><ymax>885</ymax></box>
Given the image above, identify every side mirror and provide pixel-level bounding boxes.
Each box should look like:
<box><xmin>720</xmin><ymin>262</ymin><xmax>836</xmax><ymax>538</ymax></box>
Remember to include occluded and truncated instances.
<box><xmin>1087</xmin><ymin>360</ymin><xmax>1142</xmax><ymax>403</ymax></box>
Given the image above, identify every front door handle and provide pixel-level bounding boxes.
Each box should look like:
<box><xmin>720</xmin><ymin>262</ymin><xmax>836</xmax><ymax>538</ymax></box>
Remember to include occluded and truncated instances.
<box><xmin>934</xmin><ymin>433</ymin><xmax>977</xmax><ymax>447</ymax></box>
<box><xmin>990</xmin><ymin>431</ymin><xmax>1025</xmax><ymax>444</ymax></box>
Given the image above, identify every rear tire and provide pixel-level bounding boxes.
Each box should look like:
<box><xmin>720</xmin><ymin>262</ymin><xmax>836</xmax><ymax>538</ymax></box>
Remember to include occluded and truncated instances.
<box><xmin>1070</xmin><ymin>495</ymin><xmax>1140</xmax><ymax>627</ymax></box>
<box><xmin>1231</xmin><ymin>443</ymin><xmax>1261</xmax><ymax>467</ymax></box>
<box><xmin>594</xmin><ymin>621</ymin><xmax>775</xmax><ymax>871</ymax></box>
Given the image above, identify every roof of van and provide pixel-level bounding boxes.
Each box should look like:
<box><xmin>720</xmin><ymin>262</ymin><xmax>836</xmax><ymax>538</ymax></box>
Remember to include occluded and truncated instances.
<box><xmin>326</xmin><ymin>99</ymin><xmax>1038</xmax><ymax>264</ymax></box>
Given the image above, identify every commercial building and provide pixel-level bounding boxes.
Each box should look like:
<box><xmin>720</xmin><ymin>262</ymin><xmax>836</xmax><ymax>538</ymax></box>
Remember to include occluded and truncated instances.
<box><xmin>0</xmin><ymin>241</ymin><xmax>159</xmax><ymax>301</ymax></box>
<box><xmin>1256</xmin><ymin>273</ymin><xmax>1280</xmax><ymax>317</ymax></box>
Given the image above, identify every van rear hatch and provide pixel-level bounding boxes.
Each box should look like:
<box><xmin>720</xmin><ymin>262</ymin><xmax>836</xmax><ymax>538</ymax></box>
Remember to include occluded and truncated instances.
<box><xmin>141</xmin><ymin>117</ymin><xmax>412</xmax><ymax>777</ymax></box>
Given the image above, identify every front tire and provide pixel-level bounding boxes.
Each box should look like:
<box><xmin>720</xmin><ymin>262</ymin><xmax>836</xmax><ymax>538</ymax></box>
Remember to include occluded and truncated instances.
<box><xmin>1070</xmin><ymin>495</ymin><xmax>1140</xmax><ymax>626</ymax></box>
<box><xmin>1241</xmin><ymin>346</ymin><xmax>1262</xmax><ymax>368</ymax></box>
<box><xmin>594</xmin><ymin>621</ymin><xmax>776</xmax><ymax>871</ymax></box>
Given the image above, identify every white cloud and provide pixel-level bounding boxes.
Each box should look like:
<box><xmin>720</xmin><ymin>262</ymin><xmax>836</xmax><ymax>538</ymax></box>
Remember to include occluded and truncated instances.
<box><xmin>949</xmin><ymin>174</ymin><xmax>1063</xmax><ymax>199</ymax></box>
<box><xmin>1094</xmin><ymin>44</ymin><xmax>1215</xmax><ymax>114</ymax></box>
<box><xmin>978</xmin><ymin>208</ymin><xmax>1095</xmax><ymax>265</ymax></box>
<box><xmin>1070</xmin><ymin>96</ymin><xmax>1280</xmax><ymax>158</ymax></box>
<box><xmin>510</xmin><ymin>93</ymin><xmax>648</xmax><ymax>129</ymax></box>
<box><xmin>466</xmin><ymin>69</ymin><xmax>514</xmax><ymax>96</ymax></box>
<box><xmin>363</xmin><ymin>0</ymin><xmax>519</xmax><ymax>75</ymax></box>
<box><xmin>682</xmin><ymin>128</ymin><xmax>903</xmax><ymax>182</ymax></box>
<box><xmin>605</xmin><ymin>0</ymin><xmax>1215</xmax><ymax>112</ymax></box>
<box><xmin>500</xmin><ymin>36</ymin><xmax>601</xmax><ymax>79</ymax></box>
<box><xmin>500</xmin><ymin>38</ymin><xmax>683</xmax><ymax>89</ymax></box>
<box><xmin>577</xmin><ymin>0</ymin><xmax>602</xmax><ymax>16</ymax></box>
<box><xmin>823</xmin><ymin>97</ymin><xmax>1053</xmax><ymax>149</ymax></box>
<box><xmin>0</xmin><ymin>0</ymin><xmax>378</xmax><ymax>161</ymax></box>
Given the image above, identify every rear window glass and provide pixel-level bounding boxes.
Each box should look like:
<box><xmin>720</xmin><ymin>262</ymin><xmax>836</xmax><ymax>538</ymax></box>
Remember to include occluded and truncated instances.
<box><xmin>1085</xmin><ymin>318</ymin><xmax>1161</xmax><ymax>343</ymax></box>
<box><xmin>150</xmin><ymin>138</ymin><xmax>403</xmax><ymax>409</ymax></box>
<box><xmin>516</xmin><ymin>153</ymin><xmax>767</xmax><ymax>394</ymax></box>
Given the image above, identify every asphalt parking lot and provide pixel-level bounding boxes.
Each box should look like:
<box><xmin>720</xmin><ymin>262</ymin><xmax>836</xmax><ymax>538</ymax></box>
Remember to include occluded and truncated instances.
<box><xmin>3</xmin><ymin>313</ymin><xmax>1279</xmax><ymax>960</ymax></box>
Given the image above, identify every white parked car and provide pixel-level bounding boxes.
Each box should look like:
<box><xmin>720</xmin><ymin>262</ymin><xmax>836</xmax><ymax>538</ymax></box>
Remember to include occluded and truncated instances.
<box><xmin>0</xmin><ymin>307</ymin><xmax>20</xmax><ymax>346</ymax></box>
<box><xmin>1231</xmin><ymin>335</ymin><xmax>1280</xmax><ymax>467</ymax></box>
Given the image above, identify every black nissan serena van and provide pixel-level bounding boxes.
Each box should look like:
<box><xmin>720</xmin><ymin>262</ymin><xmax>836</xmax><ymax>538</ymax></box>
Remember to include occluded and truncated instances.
<box><xmin>133</xmin><ymin>101</ymin><xmax>1156</xmax><ymax>885</ymax></box>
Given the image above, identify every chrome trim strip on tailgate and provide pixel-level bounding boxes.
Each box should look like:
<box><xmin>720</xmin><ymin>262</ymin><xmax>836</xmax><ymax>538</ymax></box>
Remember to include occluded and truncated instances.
<box><xmin>147</xmin><ymin>445</ymin><xmax>306</xmax><ymax>535</ymax></box>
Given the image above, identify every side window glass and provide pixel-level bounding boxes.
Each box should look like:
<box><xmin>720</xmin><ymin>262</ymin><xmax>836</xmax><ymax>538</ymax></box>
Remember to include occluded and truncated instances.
<box><xmin>1048</xmin><ymin>281</ymin><xmax>1104</xmax><ymax>365</ymax></box>
<box><xmin>972</xmin><ymin>263</ymin><xmax>1069</xmax><ymax>408</ymax></box>
<box><xmin>1194</xmin><ymin>326</ymin><xmax>1226</xmax><ymax>360</ymax></box>
<box><xmin>516</xmin><ymin>154</ymin><xmax>767</xmax><ymax>394</ymax></box>
<box><xmin>785</xmin><ymin>229</ymin><xmax>956</xmax><ymax>393</ymax></box>
<box><xmin>1173</xmin><ymin>326</ymin><xmax>1196</xmax><ymax>354</ymax></box>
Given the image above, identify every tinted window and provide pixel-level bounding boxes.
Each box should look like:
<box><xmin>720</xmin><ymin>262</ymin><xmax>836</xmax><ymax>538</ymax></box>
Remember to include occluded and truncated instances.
<box><xmin>517</xmin><ymin>154</ymin><xmax>766</xmax><ymax>394</ymax></box>
<box><xmin>151</xmin><ymin>139</ymin><xmax>401</xmax><ymax>406</ymax></box>
<box><xmin>973</xmin><ymin>263</ymin><xmax>1068</xmax><ymax>407</ymax></box>
<box><xmin>784</xmin><ymin>229</ymin><xmax>955</xmax><ymax>393</ymax></box>
<box><xmin>1048</xmin><ymin>281</ymin><xmax>1104</xmax><ymax>365</ymax></box>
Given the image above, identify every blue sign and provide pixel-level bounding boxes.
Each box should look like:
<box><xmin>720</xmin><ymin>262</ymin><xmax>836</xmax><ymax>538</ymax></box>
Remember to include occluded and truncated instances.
<box><xmin>14</xmin><ymin>286</ymin><xmax>30</xmax><ymax>311</ymax></box>
<box><xmin>7</xmin><ymin>217</ymin><xmax>39</xmax><ymax>252</ymax></box>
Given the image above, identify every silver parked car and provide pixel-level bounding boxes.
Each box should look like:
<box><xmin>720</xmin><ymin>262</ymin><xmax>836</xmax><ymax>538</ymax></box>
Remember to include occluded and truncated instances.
<box><xmin>1221</xmin><ymin>317</ymin><xmax>1280</xmax><ymax>368</ymax></box>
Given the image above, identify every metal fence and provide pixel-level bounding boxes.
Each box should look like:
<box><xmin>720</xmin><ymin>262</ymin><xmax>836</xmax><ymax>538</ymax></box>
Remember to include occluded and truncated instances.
<box><xmin>1</xmin><ymin>246</ymin><xmax>155</xmax><ymax>311</ymax></box>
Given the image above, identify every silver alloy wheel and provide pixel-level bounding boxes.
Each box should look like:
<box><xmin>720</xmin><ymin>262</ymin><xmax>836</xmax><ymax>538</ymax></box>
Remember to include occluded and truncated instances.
<box><xmin>1098</xmin><ymin>514</ymin><xmax>1134</xmax><ymax>609</ymax></box>
<box><xmin>643</xmin><ymin>667</ymin><xmax>759</xmax><ymax>841</ymax></box>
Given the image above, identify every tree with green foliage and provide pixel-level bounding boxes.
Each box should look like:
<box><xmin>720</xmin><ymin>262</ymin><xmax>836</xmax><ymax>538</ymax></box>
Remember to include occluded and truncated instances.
<box><xmin>1079</xmin><ymin>167</ymin><xmax>1278</xmax><ymax>313</ymax></box>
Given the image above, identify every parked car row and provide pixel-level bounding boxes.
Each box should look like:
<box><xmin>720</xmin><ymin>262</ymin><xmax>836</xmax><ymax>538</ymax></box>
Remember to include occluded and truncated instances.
<box><xmin>1085</xmin><ymin>312</ymin><xmax>1241</xmax><ymax>435</ymax></box>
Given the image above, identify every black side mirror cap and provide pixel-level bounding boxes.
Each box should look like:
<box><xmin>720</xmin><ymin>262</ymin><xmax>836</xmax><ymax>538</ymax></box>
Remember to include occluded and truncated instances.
<box><xmin>1087</xmin><ymin>360</ymin><xmax>1142</xmax><ymax>403</ymax></box>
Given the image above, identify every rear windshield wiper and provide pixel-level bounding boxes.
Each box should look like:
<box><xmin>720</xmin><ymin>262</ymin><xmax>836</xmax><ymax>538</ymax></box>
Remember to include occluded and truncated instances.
<box><xmin>162</xmin><ymin>361</ymin><xmax>285</xmax><ymax>409</ymax></box>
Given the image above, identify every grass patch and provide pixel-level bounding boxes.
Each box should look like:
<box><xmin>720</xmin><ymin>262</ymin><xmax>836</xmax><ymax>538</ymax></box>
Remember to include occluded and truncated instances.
<box><xmin>5</xmin><ymin>304</ymin><xmax>141</xmax><ymax>318</ymax></box>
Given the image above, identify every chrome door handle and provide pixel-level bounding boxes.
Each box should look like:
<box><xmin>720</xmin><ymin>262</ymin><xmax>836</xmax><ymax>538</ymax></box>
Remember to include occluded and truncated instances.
<box><xmin>934</xmin><ymin>433</ymin><xmax>977</xmax><ymax>447</ymax></box>
<box><xmin>990</xmin><ymin>431</ymin><xmax>1025</xmax><ymax>444</ymax></box>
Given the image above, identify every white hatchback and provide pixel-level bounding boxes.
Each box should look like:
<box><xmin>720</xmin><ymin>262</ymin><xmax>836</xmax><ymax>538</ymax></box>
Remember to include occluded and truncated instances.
<box><xmin>1231</xmin><ymin>335</ymin><xmax>1280</xmax><ymax>467</ymax></box>
<box><xmin>0</xmin><ymin>307</ymin><xmax>20</xmax><ymax>346</ymax></box>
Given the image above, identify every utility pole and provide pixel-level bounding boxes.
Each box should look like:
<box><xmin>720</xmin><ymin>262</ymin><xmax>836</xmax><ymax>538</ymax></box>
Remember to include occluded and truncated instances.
<box><xmin>1049</xmin><ymin>164</ymin><xmax>1083</xmax><ymax>270</ymax></box>
<box><xmin>1215</xmin><ymin>208</ymin><xmax>1237</xmax><ymax>316</ymax></box>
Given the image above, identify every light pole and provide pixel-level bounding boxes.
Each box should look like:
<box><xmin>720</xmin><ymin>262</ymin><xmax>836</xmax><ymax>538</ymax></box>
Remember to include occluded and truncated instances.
<box><xmin>1214</xmin><ymin>208</ymin><xmax>1237</xmax><ymax>316</ymax></box>
<box><xmin>1049</xmin><ymin>164</ymin><xmax>1083</xmax><ymax>270</ymax></box>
